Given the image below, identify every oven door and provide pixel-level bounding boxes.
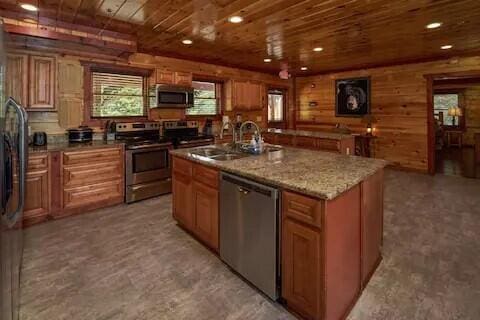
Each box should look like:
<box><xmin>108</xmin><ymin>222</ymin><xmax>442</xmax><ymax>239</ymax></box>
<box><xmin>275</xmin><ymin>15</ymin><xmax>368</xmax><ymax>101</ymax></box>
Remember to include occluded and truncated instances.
<box><xmin>126</xmin><ymin>146</ymin><xmax>171</xmax><ymax>186</ymax></box>
<box><xmin>156</xmin><ymin>85</ymin><xmax>194</xmax><ymax>108</ymax></box>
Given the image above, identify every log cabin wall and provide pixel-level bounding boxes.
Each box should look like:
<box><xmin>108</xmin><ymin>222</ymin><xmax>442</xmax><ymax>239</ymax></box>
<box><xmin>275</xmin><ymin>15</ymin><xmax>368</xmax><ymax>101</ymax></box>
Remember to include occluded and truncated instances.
<box><xmin>462</xmin><ymin>85</ymin><xmax>480</xmax><ymax>146</ymax></box>
<box><xmin>295</xmin><ymin>56</ymin><xmax>480</xmax><ymax>172</ymax></box>
<box><xmin>15</xmin><ymin>49</ymin><xmax>293</xmax><ymax>135</ymax></box>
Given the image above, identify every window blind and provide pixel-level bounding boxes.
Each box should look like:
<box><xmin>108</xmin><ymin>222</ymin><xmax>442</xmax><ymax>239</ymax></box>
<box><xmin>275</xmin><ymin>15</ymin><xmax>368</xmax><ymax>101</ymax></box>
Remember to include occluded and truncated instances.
<box><xmin>187</xmin><ymin>81</ymin><xmax>219</xmax><ymax>116</ymax></box>
<box><xmin>91</xmin><ymin>72</ymin><xmax>145</xmax><ymax>117</ymax></box>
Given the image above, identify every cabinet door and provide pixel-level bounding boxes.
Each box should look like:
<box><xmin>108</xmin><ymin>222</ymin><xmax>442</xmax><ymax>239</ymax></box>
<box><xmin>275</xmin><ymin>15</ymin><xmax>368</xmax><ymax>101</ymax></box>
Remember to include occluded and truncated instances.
<box><xmin>24</xmin><ymin>169</ymin><xmax>50</xmax><ymax>226</ymax></box>
<box><xmin>192</xmin><ymin>181</ymin><xmax>219</xmax><ymax>250</ymax></box>
<box><xmin>295</xmin><ymin>136</ymin><xmax>317</xmax><ymax>149</ymax></box>
<box><xmin>5</xmin><ymin>54</ymin><xmax>28</xmax><ymax>106</ymax></box>
<box><xmin>248</xmin><ymin>82</ymin><xmax>263</xmax><ymax>110</ymax></box>
<box><xmin>174</xmin><ymin>72</ymin><xmax>192</xmax><ymax>86</ymax></box>
<box><xmin>172</xmin><ymin>171</ymin><xmax>193</xmax><ymax>229</ymax></box>
<box><xmin>233</xmin><ymin>81</ymin><xmax>249</xmax><ymax>110</ymax></box>
<box><xmin>277</xmin><ymin>134</ymin><xmax>294</xmax><ymax>146</ymax></box>
<box><xmin>282</xmin><ymin>218</ymin><xmax>322</xmax><ymax>320</ymax></box>
<box><xmin>28</xmin><ymin>55</ymin><xmax>56</xmax><ymax>110</ymax></box>
<box><xmin>156</xmin><ymin>70</ymin><xmax>175</xmax><ymax>84</ymax></box>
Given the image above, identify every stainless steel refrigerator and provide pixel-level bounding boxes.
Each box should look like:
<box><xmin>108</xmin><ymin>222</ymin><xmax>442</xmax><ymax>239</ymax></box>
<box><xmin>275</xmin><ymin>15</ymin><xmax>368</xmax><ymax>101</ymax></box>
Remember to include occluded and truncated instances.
<box><xmin>0</xmin><ymin>21</ymin><xmax>28</xmax><ymax>320</ymax></box>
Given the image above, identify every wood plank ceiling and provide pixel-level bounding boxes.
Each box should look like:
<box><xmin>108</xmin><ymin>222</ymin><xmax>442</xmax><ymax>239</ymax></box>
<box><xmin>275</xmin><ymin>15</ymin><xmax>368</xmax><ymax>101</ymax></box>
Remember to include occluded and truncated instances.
<box><xmin>1</xmin><ymin>0</ymin><xmax>480</xmax><ymax>75</ymax></box>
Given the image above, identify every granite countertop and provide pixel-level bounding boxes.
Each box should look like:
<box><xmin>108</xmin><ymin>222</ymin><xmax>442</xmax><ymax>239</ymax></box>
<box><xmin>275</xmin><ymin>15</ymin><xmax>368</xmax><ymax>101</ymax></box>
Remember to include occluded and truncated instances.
<box><xmin>264</xmin><ymin>128</ymin><xmax>353</xmax><ymax>140</ymax></box>
<box><xmin>29</xmin><ymin>140</ymin><xmax>125</xmax><ymax>153</ymax></box>
<box><xmin>171</xmin><ymin>145</ymin><xmax>387</xmax><ymax>200</ymax></box>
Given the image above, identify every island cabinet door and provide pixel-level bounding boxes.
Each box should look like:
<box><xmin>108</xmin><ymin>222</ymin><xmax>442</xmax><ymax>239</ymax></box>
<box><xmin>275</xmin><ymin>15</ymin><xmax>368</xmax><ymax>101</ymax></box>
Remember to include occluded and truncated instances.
<box><xmin>282</xmin><ymin>218</ymin><xmax>322</xmax><ymax>320</ymax></box>
<box><xmin>192</xmin><ymin>181</ymin><xmax>219</xmax><ymax>251</ymax></box>
<box><xmin>172</xmin><ymin>171</ymin><xmax>193</xmax><ymax>229</ymax></box>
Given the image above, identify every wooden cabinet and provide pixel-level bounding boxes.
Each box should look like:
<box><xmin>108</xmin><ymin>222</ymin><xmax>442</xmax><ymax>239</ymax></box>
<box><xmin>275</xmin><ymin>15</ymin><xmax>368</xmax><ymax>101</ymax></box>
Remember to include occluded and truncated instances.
<box><xmin>156</xmin><ymin>70</ymin><xmax>193</xmax><ymax>86</ymax></box>
<box><xmin>295</xmin><ymin>136</ymin><xmax>317</xmax><ymax>149</ymax></box>
<box><xmin>5</xmin><ymin>54</ymin><xmax>28</xmax><ymax>106</ymax></box>
<box><xmin>263</xmin><ymin>132</ymin><xmax>355</xmax><ymax>155</ymax></box>
<box><xmin>192</xmin><ymin>181</ymin><xmax>219</xmax><ymax>249</ymax></box>
<box><xmin>156</xmin><ymin>70</ymin><xmax>175</xmax><ymax>84</ymax></box>
<box><xmin>174</xmin><ymin>72</ymin><xmax>192</xmax><ymax>86</ymax></box>
<box><xmin>56</xmin><ymin>146</ymin><xmax>124</xmax><ymax>217</ymax></box>
<box><xmin>22</xmin><ymin>153</ymin><xmax>50</xmax><ymax>227</ymax></box>
<box><xmin>232</xmin><ymin>80</ymin><xmax>264</xmax><ymax>111</ymax></box>
<box><xmin>172</xmin><ymin>170</ymin><xmax>193</xmax><ymax>228</ymax></box>
<box><xmin>5</xmin><ymin>52</ymin><xmax>56</xmax><ymax>110</ymax></box>
<box><xmin>28</xmin><ymin>55</ymin><xmax>56</xmax><ymax>110</ymax></box>
<box><xmin>475</xmin><ymin>133</ymin><xmax>480</xmax><ymax>164</ymax></box>
<box><xmin>282</xmin><ymin>218</ymin><xmax>322</xmax><ymax>320</ymax></box>
<box><xmin>172</xmin><ymin>157</ymin><xmax>219</xmax><ymax>251</ymax></box>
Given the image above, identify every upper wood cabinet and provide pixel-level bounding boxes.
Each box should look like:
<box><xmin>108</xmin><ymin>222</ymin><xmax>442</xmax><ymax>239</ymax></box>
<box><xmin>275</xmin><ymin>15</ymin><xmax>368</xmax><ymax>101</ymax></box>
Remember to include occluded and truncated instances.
<box><xmin>5</xmin><ymin>53</ymin><xmax>56</xmax><ymax>111</ymax></box>
<box><xmin>28</xmin><ymin>55</ymin><xmax>56</xmax><ymax>110</ymax></box>
<box><xmin>174</xmin><ymin>72</ymin><xmax>192</xmax><ymax>86</ymax></box>
<box><xmin>5</xmin><ymin>54</ymin><xmax>28</xmax><ymax>106</ymax></box>
<box><xmin>156</xmin><ymin>70</ymin><xmax>193</xmax><ymax>86</ymax></box>
<box><xmin>232</xmin><ymin>80</ymin><xmax>264</xmax><ymax>110</ymax></box>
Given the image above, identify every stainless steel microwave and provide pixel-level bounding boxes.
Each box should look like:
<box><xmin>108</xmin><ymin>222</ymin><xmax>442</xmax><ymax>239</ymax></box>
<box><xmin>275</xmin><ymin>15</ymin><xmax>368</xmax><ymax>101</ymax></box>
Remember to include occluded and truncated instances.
<box><xmin>155</xmin><ymin>84</ymin><xmax>194</xmax><ymax>108</ymax></box>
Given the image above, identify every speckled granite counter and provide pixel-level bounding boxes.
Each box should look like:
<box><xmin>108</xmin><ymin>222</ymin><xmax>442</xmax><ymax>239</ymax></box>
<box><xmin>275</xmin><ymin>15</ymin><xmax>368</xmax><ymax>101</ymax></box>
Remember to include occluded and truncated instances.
<box><xmin>171</xmin><ymin>145</ymin><xmax>387</xmax><ymax>200</ymax></box>
<box><xmin>265</xmin><ymin>128</ymin><xmax>353</xmax><ymax>140</ymax></box>
<box><xmin>29</xmin><ymin>140</ymin><xmax>124</xmax><ymax>154</ymax></box>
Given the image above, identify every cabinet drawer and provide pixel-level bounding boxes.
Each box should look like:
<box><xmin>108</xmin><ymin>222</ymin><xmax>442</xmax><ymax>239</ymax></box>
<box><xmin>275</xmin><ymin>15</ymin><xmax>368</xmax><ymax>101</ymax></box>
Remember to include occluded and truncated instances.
<box><xmin>63</xmin><ymin>147</ymin><xmax>122</xmax><ymax>166</ymax></box>
<box><xmin>295</xmin><ymin>136</ymin><xmax>317</xmax><ymax>149</ymax></box>
<box><xmin>193</xmin><ymin>163</ymin><xmax>219</xmax><ymax>189</ymax></box>
<box><xmin>28</xmin><ymin>153</ymin><xmax>48</xmax><ymax>171</ymax></box>
<box><xmin>316</xmin><ymin>139</ymin><xmax>340</xmax><ymax>152</ymax></box>
<box><xmin>173</xmin><ymin>157</ymin><xmax>193</xmax><ymax>176</ymax></box>
<box><xmin>63</xmin><ymin>180</ymin><xmax>123</xmax><ymax>210</ymax></box>
<box><xmin>277</xmin><ymin>134</ymin><xmax>294</xmax><ymax>146</ymax></box>
<box><xmin>63</xmin><ymin>162</ymin><xmax>122</xmax><ymax>187</ymax></box>
<box><xmin>283</xmin><ymin>191</ymin><xmax>323</xmax><ymax>228</ymax></box>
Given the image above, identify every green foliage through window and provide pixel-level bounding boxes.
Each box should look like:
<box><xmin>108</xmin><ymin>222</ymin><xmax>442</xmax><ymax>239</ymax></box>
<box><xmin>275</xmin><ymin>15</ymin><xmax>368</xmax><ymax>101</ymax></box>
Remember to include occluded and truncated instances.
<box><xmin>187</xmin><ymin>81</ymin><xmax>219</xmax><ymax>115</ymax></box>
<box><xmin>92</xmin><ymin>72</ymin><xmax>145</xmax><ymax>117</ymax></box>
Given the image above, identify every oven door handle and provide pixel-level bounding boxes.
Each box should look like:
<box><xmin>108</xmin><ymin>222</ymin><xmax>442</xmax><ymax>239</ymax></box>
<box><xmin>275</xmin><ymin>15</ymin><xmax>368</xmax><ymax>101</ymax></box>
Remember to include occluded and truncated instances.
<box><xmin>179</xmin><ymin>138</ymin><xmax>214</xmax><ymax>145</ymax></box>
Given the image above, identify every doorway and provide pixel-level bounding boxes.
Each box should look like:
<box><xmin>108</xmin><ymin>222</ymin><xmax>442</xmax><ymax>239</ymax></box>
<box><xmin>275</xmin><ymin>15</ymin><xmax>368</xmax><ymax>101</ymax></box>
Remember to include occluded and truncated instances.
<box><xmin>427</xmin><ymin>72</ymin><xmax>480</xmax><ymax>178</ymax></box>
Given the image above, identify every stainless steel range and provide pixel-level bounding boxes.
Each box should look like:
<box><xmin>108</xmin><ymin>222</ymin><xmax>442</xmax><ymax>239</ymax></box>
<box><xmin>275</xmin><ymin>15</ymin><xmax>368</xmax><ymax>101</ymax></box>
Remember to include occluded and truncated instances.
<box><xmin>162</xmin><ymin>120</ymin><xmax>215</xmax><ymax>148</ymax></box>
<box><xmin>115</xmin><ymin>122</ymin><xmax>172</xmax><ymax>203</ymax></box>
<box><xmin>115</xmin><ymin>121</ymin><xmax>214</xmax><ymax>203</ymax></box>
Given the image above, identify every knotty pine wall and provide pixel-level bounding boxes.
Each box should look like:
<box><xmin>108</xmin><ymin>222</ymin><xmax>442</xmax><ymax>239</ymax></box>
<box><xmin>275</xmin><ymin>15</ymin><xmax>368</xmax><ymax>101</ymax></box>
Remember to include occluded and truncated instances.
<box><xmin>24</xmin><ymin>50</ymin><xmax>293</xmax><ymax>135</ymax></box>
<box><xmin>295</xmin><ymin>56</ymin><xmax>480</xmax><ymax>172</ymax></box>
<box><xmin>464</xmin><ymin>85</ymin><xmax>480</xmax><ymax>145</ymax></box>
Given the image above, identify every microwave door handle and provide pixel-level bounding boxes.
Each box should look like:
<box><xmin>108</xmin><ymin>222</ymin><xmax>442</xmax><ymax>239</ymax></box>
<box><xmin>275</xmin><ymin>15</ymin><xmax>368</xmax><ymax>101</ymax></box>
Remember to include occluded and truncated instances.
<box><xmin>5</xmin><ymin>98</ymin><xmax>28</xmax><ymax>225</ymax></box>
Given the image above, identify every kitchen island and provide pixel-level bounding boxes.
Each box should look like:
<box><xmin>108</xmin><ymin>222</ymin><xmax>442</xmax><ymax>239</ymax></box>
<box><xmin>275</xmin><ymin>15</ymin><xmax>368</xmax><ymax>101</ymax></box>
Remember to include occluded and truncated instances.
<box><xmin>170</xmin><ymin>145</ymin><xmax>387</xmax><ymax>320</ymax></box>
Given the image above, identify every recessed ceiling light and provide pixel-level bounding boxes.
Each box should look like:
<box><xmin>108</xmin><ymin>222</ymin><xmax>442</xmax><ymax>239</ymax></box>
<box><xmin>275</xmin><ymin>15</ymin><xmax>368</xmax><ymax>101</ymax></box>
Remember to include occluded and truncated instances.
<box><xmin>426</xmin><ymin>22</ymin><xmax>442</xmax><ymax>29</ymax></box>
<box><xmin>313</xmin><ymin>47</ymin><xmax>323</xmax><ymax>52</ymax></box>
<box><xmin>441</xmin><ymin>44</ymin><xmax>453</xmax><ymax>50</ymax></box>
<box><xmin>20</xmin><ymin>3</ymin><xmax>38</xmax><ymax>11</ymax></box>
<box><xmin>301</xmin><ymin>67</ymin><xmax>308</xmax><ymax>71</ymax></box>
<box><xmin>264</xmin><ymin>58</ymin><xmax>272</xmax><ymax>63</ymax></box>
<box><xmin>228</xmin><ymin>16</ymin><xmax>243</xmax><ymax>23</ymax></box>
<box><xmin>182</xmin><ymin>39</ymin><xmax>193</xmax><ymax>45</ymax></box>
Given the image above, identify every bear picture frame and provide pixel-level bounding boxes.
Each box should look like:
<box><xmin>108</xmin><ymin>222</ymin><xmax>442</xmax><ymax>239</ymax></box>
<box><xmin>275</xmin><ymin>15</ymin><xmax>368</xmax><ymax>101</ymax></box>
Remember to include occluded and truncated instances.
<box><xmin>335</xmin><ymin>77</ymin><xmax>371</xmax><ymax>117</ymax></box>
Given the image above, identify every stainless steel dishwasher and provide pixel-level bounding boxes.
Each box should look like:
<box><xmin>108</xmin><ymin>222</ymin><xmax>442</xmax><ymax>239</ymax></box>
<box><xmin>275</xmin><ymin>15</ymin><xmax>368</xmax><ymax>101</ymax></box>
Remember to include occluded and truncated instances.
<box><xmin>219</xmin><ymin>172</ymin><xmax>280</xmax><ymax>300</ymax></box>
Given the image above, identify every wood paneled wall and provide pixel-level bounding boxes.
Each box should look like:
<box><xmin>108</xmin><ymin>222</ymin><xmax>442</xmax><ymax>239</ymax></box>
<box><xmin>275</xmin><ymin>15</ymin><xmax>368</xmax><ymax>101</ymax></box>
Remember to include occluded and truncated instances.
<box><xmin>295</xmin><ymin>56</ymin><xmax>480</xmax><ymax>172</ymax></box>
<box><xmin>20</xmin><ymin>49</ymin><xmax>292</xmax><ymax>134</ymax></box>
<box><xmin>464</xmin><ymin>85</ymin><xmax>480</xmax><ymax>146</ymax></box>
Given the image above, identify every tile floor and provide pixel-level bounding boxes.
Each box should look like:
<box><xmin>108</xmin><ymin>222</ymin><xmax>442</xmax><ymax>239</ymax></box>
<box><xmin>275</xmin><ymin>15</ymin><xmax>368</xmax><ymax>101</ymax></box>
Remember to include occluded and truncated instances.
<box><xmin>19</xmin><ymin>170</ymin><xmax>480</xmax><ymax>320</ymax></box>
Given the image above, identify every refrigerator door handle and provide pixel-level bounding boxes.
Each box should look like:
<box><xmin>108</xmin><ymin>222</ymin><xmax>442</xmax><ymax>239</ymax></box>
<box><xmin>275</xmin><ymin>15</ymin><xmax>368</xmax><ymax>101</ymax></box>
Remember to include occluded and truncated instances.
<box><xmin>5</xmin><ymin>98</ymin><xmax>28</xmax><ymax>226</ymax></box>
<box><xmin>1</xmin><ymin>133</ymin><xmax>13</xmax><ymax>211</ymax></box>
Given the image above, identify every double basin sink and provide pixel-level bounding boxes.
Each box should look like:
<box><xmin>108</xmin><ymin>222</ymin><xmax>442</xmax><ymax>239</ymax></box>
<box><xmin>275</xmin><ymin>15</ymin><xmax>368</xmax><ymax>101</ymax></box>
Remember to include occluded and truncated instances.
<box><xmin>189</xmin><ymin>143</ymin><xmax>282</xmax><ymax>161</ymax></box>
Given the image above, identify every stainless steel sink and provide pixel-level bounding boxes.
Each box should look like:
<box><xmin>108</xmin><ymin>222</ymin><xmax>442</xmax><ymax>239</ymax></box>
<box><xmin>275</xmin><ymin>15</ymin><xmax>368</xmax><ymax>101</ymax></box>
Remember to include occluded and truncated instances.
<box><xmin>209</xmin><ymin>153</ymin><xmax>249</xmax><ymax>161</ymax></box>
<box><xmin>190</xmin><ymin>147</ymin><xmax>227</xmax><ymax>157</ymax></box>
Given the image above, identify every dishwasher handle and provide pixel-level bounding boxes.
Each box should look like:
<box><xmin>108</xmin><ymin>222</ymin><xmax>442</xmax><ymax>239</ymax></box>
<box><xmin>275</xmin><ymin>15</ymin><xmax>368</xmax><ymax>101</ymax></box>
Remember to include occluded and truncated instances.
<box><xmin>222</xmin><ymin>172</ymin><xmax>277</xmax><ymax>199</ymax></box>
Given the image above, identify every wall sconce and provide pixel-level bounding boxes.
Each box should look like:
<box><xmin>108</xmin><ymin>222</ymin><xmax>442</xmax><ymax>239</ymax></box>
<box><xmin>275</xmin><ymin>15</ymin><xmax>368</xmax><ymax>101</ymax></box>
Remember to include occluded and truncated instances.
<box><xmin>362</xmin><ymin>115</ymin><xmax>377</xmax><ymax>136</ymax></box>
<box><xmin>366</xmin><ymin>123</ymin><xmax>373</xmax><ymax>135</ymax></box>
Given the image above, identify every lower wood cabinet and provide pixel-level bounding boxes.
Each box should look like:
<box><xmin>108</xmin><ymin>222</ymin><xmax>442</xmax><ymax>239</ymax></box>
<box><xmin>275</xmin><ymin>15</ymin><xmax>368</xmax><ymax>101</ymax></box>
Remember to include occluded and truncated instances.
<box><xmin>172</xmin><ymin>156</ymin><xmax>219</xmax><ymax>251</ymax></box>
<box><xmin>22</xmin><ymin>146</ymin><xmax>125</xmax><ymax>226</ymax></box>
<box><xmin>282</xmin><ymin>218</ymin><xmax>322</xmax><ymax>319</ymax></box>
<box><xmin>22</xmin><ymin>153</ymin><xmax>50</xmax><ymax>226</ymax></box>
<box><xmin>263</xmin><ymin>133</ymin><xmax>355</xmax><ymax>155</ymax></box>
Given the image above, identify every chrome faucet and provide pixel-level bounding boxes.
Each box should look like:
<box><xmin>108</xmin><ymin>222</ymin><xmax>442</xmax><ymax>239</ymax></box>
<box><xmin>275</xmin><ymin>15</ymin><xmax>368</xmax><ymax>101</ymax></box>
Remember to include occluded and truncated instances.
<box><xmin>239</xmin><ymin>121</ymin><xmax>262</xmax><ymax>143</ymax></box>
<box><xmin>220</xmin><ymin>121</ymin><xmax>237</xmax><ymax>145</ymax></box>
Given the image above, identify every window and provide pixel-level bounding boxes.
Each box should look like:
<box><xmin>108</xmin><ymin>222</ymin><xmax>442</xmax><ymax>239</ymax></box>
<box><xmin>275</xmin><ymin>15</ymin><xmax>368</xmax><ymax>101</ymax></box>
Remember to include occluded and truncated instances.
<box><xmin>268</xmin><ymin>90</ymin><xmax>285</xmax><ymax>122</ymax></box>
<box><xmin>187</xmin><ymin>80</ymin><xmax>221</xmax><ymax>116</ymax></box>
<box><xmin>434</xmin><ymin>93</ymin><xmax>459</xmax><ymax>126</ymax></box>
<box><xmin>91</xmin><ymin>72</ymin><xmax>145</xmax><ymax>118</ymax></box>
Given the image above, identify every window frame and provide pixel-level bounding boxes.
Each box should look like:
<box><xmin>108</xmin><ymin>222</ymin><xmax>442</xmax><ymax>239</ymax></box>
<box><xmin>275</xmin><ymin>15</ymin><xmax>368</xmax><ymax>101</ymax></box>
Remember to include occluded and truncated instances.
<box><xmin>81</xmin><ymin>61</ymin><xmax>153</xmax><ymax>127</ymax></box>
<box><xmin>186</xmin><ymin>76</ymin><xmax>225</xmax><ymax>120</ymax></box>
<box><xmin>433</xmin><ymin>89</ymin><xmax>465</xmax><ymax>130</ymax></box>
